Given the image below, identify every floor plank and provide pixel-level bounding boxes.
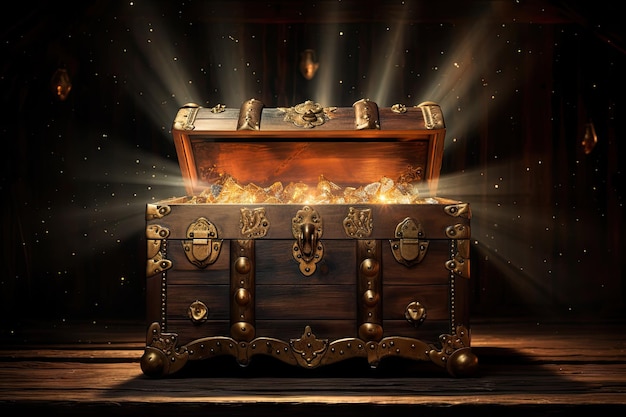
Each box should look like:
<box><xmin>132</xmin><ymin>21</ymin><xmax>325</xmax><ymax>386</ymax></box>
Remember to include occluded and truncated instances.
<box><xmin>1</xmin><ymin>319</ymin><xmax>625</xmax><ymax>416</ymax></box>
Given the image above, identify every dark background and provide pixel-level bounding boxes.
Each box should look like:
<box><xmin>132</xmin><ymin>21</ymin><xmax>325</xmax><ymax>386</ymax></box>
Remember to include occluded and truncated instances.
<box><xmin>1</xmin><ymin>0</ymin><xmax>624</xmax><ymax>338</ymax></box>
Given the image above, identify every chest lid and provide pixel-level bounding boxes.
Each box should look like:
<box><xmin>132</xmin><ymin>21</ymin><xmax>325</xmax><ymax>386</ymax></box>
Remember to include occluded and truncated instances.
<box><xmin>171</xmin><ymin>99</ymin><xmax>445</xmax><ymax>197</ymax></box>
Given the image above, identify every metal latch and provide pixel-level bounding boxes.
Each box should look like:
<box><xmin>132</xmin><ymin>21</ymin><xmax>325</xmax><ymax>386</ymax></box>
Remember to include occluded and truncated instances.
<box><xmin>182</xmin><ymin>217</ymin><xmax>222</xmax><ymax>268</ymax></box>
<box><xmin>292</xmin><ymin>206</ymin><xmax>324</xmax><ymax>276</ymax></box>
<box><xmin>390</xmin><ymin>217</ymin><xmax>429</xmax><ymax>266</ymax></box>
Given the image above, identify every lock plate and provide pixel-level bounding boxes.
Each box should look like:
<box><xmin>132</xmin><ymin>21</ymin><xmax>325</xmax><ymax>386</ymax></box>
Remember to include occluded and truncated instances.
<box><xmin>390</xmin><ymin>217</ymin><xmax>429</xmax><ymax>266</ymax></box>
<box><xmin>182</xmin><ymin>217</ymin><xmax>222</xmax><ymax>268</ymax></box>
<box><xmin>292</xmin><ymin>206</ymin><xmax>324</xmax><ymax>276</ymax></box>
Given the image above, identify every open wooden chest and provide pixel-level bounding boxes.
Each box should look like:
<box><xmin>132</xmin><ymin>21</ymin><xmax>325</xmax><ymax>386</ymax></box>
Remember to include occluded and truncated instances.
<box><xmin>140</xmin><ymin>99</ymin><xmax>477</xmax><ymax>377</ymax></box>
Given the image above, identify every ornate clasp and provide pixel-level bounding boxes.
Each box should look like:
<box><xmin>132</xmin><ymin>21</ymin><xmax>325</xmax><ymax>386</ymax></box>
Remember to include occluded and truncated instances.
<box><xmin>292</xmin><ymin>206</ymin><xmax>324</xmax><ymax>276</ymax></box>
<box><xmin>278</xmin><ymin>100</ymin><xmax>336</xmax><ymax>128</ymax></box>
<box><xmin>390</xmin><ymin>217</ymin><xmax>429</xmax><ymax>266</ymax></box>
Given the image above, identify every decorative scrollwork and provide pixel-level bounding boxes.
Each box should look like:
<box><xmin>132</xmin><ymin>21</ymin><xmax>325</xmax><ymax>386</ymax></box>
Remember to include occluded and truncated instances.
<box><xmin>292</xmin><ymin>206</ymin><xmax>324</xmax><ymax>276</ymax></box>
<box><xmin>343</xmin><ymin>207</ymin><xmax>373</xmax><ymax>238</ymax></box>
<box><xmin>278</xmin><ymin>100</ymin><xmax>337</xmax><ymax>128</ymax></box>
<box><xmin>240</xmin><ymin>207</ymin><xmax>270</xmax><ymax>238</ymax></box>
<box><xmin>141</xmin><ymin>324</ymin><xmax>478</xmax><ymax>378</ymax></box>
<box><xmin>290</xmin><ymin>326</ymin><xmax>329</xmax><ymax>368</ymax></box>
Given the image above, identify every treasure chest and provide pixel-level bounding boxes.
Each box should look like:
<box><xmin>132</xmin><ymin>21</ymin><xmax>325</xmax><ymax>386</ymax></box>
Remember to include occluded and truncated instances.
<box><xmin>140</xmin><ymin>99</ymin><xmax>477</xmax><ymax>378</ymax></box>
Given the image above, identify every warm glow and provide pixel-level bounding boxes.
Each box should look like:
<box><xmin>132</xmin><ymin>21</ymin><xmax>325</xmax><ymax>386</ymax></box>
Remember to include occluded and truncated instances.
<box><xmin>112</xmin><ymin>1</ymin><xmax>563</xmax><ymax>312</ymax></box>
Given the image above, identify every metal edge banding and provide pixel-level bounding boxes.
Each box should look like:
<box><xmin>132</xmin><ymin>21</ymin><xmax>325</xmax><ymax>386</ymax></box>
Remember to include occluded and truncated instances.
<box><xmin>353</xmin><ymin>98</ymin><xmax>380</xmax><ymax>130</ymax></box>
<box><xmin>237</xmin><ymin>98</ymin><xmax>264</xmax><ymax>130</ymax></box>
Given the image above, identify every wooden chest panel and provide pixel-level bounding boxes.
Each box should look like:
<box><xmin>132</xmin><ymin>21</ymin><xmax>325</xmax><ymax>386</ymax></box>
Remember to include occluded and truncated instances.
<box><xmin>141</xmin><ymin>100</ymin><xmax>476</xmax><ymax>378</ymax></box>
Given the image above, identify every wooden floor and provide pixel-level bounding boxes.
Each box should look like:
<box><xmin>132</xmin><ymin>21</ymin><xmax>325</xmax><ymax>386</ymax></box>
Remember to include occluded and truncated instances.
<box><xmin>1</xmin><ymin>318</ymin><xmax>625</xmax><ymax>416</ymax></box>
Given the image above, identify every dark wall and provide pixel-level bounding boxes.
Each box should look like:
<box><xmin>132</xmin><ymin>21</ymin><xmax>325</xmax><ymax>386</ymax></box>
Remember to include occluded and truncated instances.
<box><xmin>1</xmin><ymin>1</ymin><xmax>624</xmax><ymax>333</ymax></box>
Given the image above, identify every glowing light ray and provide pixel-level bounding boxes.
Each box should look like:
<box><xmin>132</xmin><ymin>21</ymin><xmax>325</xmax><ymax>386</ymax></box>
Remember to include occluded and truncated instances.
<box><xmin>206</xmin><ymin>23</ymin><xmax>249</xmax><ymax>105</ymax></box>
<box><xmin>53</xmin><ymin>153</ymin><xmax>187</xmax><ymax>260</ymax></box>
<box><xmin>435</xmin><ymin>158</ymin><xmax>589</xmax><ymax>312</ymax></box>
<box><xmin>57</xmin><ymin>202</ymin><xmax>149</xmax><ymax>258</ymax></box>
<box><xmin>471</xmin><ymin>242</ymin><xmax>557</xmax><ymax>313</ymax></box>
<box><xmin>369</xmin><ymin>22</ymin><xmax>407</xmax><ymax>106</ymax></box>
<box><xmin>412</xmin><ymin>15</ymin><xmax>510</xmax><ymax>150</ymax></box>
<box><xmin>122</xmin><ymin>6</ymin><xmax>534</xmax><ymax>292</ymax></box>
<box><xmin>313</xmin><ymin>26</ymin><xmax>339</xmax><ymax>106</ymax></box>
<box><xmin>418</xmin><ymin>17</ymin><xmax>492</xmax><ymax>102</ymax></box>
<box><xmin>71</xmin><ymin>140</ymin><xmax>187</xmax><ymax>189</ymax></box>
<box><xmin>128</xmin><ymin>9</ymin><xmax>203</xmax><ymax>134</ymax></box>
<box><xmin>310</xmin><ymin>3</ymin><xmax>341</xmax><ymax>106</ymax></box>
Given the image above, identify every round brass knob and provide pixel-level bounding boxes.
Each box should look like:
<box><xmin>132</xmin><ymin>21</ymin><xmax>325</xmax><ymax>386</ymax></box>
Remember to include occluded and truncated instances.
<box><xmin>234</xmin><ymin>256</ymin><xmax>251</xmax><ymax>274</ymax></box>
<box><xmin>360</xmin><ymin>258</ymin><xmax>379</xmax><ymax>277</ymax></box>
<box><xmin>234</xmin><ymin>288</ymin><xmax>251</xmax><ymax>306</ymax></box>
<box><xmin>140</xmin><ymin>347</ymin><xmax>167</xmax><ymax>377</ymax></box>
<box><xmin>447</xmin><ymin>347</ymin><xmax>479</xmax><ymax>377</ymax></box>
<box><xmin>404</xmin><ymin>301</ymin><xmax>427</xmax><ymax>327</ymax></box>
<box><xmin>188</xmin><ymin>300</ymin><xmax>209</xmax><ymax>323</ymax></box>
<box><xmin>358</xmin><ymin>322</ymin><xmax>383</xmax><ymax>341</ymax></box>
<box><xmin>363</xmin><ymin>289</ymin><xmax>379</xmax><ymax>307</ymax></box>
<box><xmin>231</xmin><ymin>321</ymin><xmax>255</xmax><ymax>342</ymax></box>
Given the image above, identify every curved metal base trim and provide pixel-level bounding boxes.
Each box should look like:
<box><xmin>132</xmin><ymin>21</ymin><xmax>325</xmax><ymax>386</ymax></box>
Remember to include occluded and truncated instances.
<box><xmin>140</xmin><ymin>323</ymin><xmax>478</xmax><ymax>378</ymax></box>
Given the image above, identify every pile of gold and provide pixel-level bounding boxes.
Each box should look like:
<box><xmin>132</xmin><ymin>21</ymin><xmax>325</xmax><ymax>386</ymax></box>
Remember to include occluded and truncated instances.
<box><xmin>187</xmin><ymin>174</ymin><xmax>431</xmax><ymax>204</ymax></box>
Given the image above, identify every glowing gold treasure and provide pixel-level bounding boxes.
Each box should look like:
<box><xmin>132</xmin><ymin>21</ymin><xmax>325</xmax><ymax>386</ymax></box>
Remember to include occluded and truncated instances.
<box><xmin>187</xmin><ymin>173</ymin><xmax>428</xmax><ymax>204</ymax></box>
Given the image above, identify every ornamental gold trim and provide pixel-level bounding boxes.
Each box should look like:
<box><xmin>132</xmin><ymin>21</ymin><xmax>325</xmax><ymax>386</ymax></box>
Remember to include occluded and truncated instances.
<box><xmin>145</xmin><ymin>224</ymin><xmax>171</xmax><ymax>277</ymax></box>
<box><xmin>353</xmin><ymin>98</ymin><xmax>380</xmax><ymax>130</ymax></box>
<box><xmin>240</xmin><ymin>207</ymin><xmax>270</xmax><ymax>238</ymax></box>
<box><xmin>446</xmin><ymin>240</ymin><xmax>470</xmax><ymax>278</ymax></box>
<box><xmin>343</xmin><ymin>207</ymin><xmax>373</xmax><ymax>238</ymax></box>
<box><xmin>237</xmin><ymin>98</ymin><xmax>264</xmax><ymax>130</ymax></box>
<box><xmin>278</xmin><ymin>100</ymin><xmax>337</xmax><ymax>128</ymax></box>
<box><xmin>182</xmin><ymin>217</ymin><xmax>223</xmax><ymax>269</ymax></box>
<box><xmin>146</xmin><ymin>204</ymin><xmax>171</xmax><ymax>220</ymax></box>
<box><xmin>172</xmin><ymin>105</ymin><xmax>200</xmax><ymax>131</ymax></box>
<box><xmin>292</xmin><ymin>206</ymin><xmax>324</xmax><ymax>276</ymax></box>
<box><xmin>416</xmin><ymin>101</ymin><xmax>445</xmax><ymax>129</ymax></box>
<box><xmin>444</xmin><ymin>203</ymin><xmax>470</xmax><ymax>219</ymax></box>
<box><xmin>141</xmin><ymin>324</ymin><xmax>478</xmax><ymax>378</ymax></box>
<box><xmin>390</xmin><ymin>217</ymin><xmax>429</xmax><ymax>266</ymax></box>
<box><xmin>445</xmin><ymin>223</ymin><xmax>470</xmax><ymax>240</ymax></box>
